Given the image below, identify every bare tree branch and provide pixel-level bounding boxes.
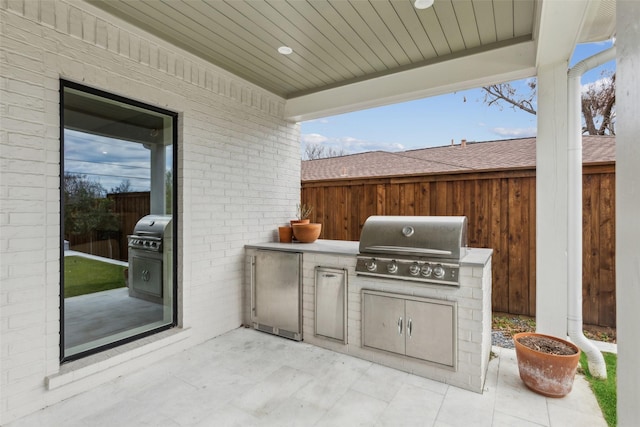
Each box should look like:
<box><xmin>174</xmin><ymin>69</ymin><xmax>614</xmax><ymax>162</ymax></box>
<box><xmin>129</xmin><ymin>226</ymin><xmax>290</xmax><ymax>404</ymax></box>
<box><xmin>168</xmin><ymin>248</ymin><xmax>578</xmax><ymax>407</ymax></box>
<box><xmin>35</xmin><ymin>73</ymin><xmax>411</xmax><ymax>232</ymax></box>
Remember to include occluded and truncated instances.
<box><xmin>481</xmin><ymin>72</ymin><xmax>615</xmax><ymax>136</ymax></box>
<box><xmin>482</xmin><ymin>83</ymin><xmax>537</xmax><ymax>115</ymax></box>
<box><xmin>303</xmin><ymin>143</ymin><xmax>347</xmax><ymax>160</ymax></box>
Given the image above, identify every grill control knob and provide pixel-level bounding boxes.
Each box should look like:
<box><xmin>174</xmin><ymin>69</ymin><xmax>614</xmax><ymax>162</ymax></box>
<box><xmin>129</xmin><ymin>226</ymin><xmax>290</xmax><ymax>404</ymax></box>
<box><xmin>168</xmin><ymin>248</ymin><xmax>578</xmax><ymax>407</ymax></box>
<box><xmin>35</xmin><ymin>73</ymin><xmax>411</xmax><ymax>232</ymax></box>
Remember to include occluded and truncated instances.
<box><xmin>433</xmin><ymin>265</ymin><xmax>445</xmax><ymax>279</ymax></box>
<box><xmin>421</xmin><ymin>265</ymin><xmax>432</xmax><ymax>277</ymax></box>
<box><xmin>387</xmin><ymin>261</ymin><xmax>398</xmax><ymax>274</ymax></box>
<box><xmin>409</xmin><ymin>263</ymin><xmax>421</xmax><ymax>276</ymax></box>
<box><xmin>365</xmin><ymin>259</ymin><xmax>377</xmax><ymax>272</ymax></box>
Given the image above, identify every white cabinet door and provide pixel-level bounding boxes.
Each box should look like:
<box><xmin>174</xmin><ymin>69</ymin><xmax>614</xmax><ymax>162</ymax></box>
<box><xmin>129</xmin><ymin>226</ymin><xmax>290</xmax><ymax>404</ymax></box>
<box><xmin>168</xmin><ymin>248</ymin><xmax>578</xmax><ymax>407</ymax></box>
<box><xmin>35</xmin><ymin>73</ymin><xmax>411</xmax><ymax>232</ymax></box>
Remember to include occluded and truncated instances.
<box><xmin>362</xmin><ymin>293</ymin><xmax>405</xmax><ymax>355</ymax></box>
<box><xmin>405</xmin><ymin>300</ymin><xmax>454</xmax><ymax>367</ymax></box>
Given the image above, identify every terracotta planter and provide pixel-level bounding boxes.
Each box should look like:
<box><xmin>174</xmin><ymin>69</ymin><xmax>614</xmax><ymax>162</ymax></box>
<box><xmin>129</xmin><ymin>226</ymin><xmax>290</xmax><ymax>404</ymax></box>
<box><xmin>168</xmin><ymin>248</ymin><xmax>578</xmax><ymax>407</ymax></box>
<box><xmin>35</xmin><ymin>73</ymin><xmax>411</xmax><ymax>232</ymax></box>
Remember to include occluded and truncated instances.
<box><xmin>513</xmin><ymin>332</ymin><xmax>580</xmax><ymax>398</ymax></box>
<box><xmin>290</xmin><ymin>219</ymin><xmax>310</xmax><ymax>226</ymax></box>
<box><xmin>278</xmin><ymin>226</ymin><xmax>293</xmax><ymax>243</ymax></box>
<box><xmin>292</xmin><ymin>223</ymin><xmax>322</xmax><ymax>243</ymax></box>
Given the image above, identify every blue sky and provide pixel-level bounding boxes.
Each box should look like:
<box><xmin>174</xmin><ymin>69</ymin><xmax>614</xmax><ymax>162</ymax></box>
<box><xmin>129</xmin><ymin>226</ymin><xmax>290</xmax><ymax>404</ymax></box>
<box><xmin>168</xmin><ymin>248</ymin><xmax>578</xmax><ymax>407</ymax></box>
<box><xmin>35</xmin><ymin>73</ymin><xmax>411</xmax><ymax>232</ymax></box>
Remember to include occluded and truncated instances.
<box><xmin>300</xmin><ymin>40</ymin><xmax>616</xmax><ymax>155</ymax></box>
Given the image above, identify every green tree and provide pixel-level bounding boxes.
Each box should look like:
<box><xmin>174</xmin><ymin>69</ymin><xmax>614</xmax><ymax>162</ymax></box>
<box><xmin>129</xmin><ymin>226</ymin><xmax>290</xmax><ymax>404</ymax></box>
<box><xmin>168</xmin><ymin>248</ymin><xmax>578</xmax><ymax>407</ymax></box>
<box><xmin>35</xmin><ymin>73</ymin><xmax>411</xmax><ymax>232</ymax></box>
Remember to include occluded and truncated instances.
<box><xmin>64</xmin><ymin>174</ymin><xmax>120</xmax><ymax>254</ymax></box>
<box><xmin>110</xmin><ymin>179</ymin><xmax>132</xmax><ymax>194</ymax></box>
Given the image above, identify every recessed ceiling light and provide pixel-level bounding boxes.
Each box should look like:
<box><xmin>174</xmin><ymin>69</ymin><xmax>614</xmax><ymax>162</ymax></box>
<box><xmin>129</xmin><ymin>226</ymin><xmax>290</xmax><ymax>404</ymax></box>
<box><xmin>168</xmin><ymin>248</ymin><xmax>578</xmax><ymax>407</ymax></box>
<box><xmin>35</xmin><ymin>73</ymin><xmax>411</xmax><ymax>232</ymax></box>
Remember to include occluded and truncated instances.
<box><xmin>278</xmin><ymin>46</ymin><xmax>293</xmax><ymax>55</ymax></box>
<box><xmin>414</xmin><ymin>0</ymin><xmax>434</xmax><ymax>9</ymax></box>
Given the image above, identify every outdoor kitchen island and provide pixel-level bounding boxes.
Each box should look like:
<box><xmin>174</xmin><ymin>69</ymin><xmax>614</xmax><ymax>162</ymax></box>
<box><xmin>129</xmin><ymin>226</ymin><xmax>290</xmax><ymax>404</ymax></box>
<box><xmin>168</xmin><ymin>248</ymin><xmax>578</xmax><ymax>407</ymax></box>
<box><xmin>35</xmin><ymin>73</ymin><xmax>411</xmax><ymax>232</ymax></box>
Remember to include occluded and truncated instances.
<box><xmin>244</xmin><ymin>239</ymin><xmax>493</xmax><ymax>393</ymax></box>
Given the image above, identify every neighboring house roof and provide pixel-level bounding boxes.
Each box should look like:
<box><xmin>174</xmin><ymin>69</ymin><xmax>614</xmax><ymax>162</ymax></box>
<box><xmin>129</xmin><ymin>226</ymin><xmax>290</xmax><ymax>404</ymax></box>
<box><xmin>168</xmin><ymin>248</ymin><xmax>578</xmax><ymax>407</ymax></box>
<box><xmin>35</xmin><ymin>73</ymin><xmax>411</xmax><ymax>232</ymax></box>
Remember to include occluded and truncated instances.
<box><xmin>302</xmin><ymin>136</ymin><xmax>615</xmax><ymax>181</ymax></box>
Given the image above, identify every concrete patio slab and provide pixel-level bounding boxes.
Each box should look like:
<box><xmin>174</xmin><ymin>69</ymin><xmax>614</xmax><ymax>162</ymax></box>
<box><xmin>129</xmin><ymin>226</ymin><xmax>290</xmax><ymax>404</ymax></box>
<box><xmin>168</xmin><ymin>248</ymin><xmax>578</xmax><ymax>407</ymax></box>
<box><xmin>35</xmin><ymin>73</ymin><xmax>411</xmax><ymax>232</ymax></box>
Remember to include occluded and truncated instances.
<box><xmin>6</xmin><ymin>328</ymin><xmax>607</xmax><ymax>427</ymax></box>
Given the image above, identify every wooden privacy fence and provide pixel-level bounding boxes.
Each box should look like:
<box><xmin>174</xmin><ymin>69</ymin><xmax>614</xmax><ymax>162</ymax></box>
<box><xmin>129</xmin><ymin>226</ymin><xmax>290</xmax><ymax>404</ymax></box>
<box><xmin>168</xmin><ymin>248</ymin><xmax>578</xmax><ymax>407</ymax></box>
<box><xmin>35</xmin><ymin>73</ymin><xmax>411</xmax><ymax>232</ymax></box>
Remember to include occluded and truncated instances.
<box><xmin>109</xmin><ymin>192</ymin><xmax>150</xmax><ymax>261</ymax></box>
<box><xmin>301</xmin><ymin>163</ymin><xmax>616</xmax><ymax>328</ymax></box>
<box><xmin>68</xmin><ymin>192</ymin><xmax>150</xmax><ymax>262</ymax></box>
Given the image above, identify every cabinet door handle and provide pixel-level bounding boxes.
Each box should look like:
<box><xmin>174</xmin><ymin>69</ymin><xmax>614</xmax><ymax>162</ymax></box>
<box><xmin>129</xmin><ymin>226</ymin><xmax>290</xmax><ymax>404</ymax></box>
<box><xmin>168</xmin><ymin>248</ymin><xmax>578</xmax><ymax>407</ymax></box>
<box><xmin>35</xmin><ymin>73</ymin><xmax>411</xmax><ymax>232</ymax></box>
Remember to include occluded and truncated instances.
<box><xmin>407</xmin><ymin>318</ymin><xmax>413</xmax><ymax>339</ymax></box>
<box><xmin>322</xmin><ymin>273</ymin><xmax>336</xmax><ymax>278</ymax></box>
<box><xmin>398</xmin><ymin>316</ymin><xmax>403</xmax><ymax>335</ymax></box>
<box><xmin>250</xmin><ymin>256</ymin><xmax>257</xmax><ymax>316</ymax></box>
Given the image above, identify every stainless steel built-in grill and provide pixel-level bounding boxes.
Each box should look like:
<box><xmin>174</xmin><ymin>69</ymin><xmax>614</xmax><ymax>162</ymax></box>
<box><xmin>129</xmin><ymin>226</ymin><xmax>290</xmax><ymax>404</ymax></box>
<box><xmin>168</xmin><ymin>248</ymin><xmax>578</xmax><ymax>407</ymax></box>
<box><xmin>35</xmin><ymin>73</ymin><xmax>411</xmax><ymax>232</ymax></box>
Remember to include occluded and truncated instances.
<box><xmin>128</xmin><ymin>215</ymin><xmax>172</xmax><ymax>303</ymax></box>
<box><xmin>356</xmin><ymin>216</ymin><xmax>468</xmax><ymax>286</ymax></box>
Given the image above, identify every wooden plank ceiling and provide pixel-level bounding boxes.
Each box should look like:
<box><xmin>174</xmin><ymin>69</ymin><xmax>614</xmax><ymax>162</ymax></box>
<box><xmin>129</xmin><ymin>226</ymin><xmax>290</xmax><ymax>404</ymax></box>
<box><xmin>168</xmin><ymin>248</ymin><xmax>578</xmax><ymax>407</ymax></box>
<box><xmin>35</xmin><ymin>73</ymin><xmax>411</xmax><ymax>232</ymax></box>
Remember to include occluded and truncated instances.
<box><xmin>87</xmin><ymin>0</ymin><xmax>536</xmax><ymax>99</ymax></box>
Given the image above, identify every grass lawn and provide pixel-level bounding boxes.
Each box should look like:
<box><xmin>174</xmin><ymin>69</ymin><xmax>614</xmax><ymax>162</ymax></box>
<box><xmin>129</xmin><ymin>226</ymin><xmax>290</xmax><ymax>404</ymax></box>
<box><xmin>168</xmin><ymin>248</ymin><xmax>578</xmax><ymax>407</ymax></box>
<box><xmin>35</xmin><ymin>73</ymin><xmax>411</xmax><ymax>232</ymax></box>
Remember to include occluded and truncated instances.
<box><xmin>64</xmin><ymin>256</ymin><xmax>127</xmax><ymax>297</ymax></box>
<box><xmin>580</xmin><ymin>351</ymin><xmax>617</xmax><ymax>427</ymax></box>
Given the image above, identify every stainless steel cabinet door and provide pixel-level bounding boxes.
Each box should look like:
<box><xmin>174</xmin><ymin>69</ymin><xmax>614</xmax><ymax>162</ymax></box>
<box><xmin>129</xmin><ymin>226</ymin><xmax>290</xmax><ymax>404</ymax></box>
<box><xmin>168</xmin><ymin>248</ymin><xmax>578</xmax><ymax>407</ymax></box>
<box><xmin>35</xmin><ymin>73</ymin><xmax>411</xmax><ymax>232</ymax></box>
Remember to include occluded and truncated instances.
<box><xmin>405</xmin><ymin>300</ymin><xmax>454</xmax><ymax>367</ymax></box>
<box><xmin>362</xmin><ymin>292</ymin><xmax>405</xmax><ymax>354</ymax></box>
<box><xmin>130</xmin><ymin>255</ymin><xmax>163</xmax><ymax>298</ymax></box>
<box><xmin>315</xmin><ymin>267</ymin><xmax>346</xmax><ymax>343</ymax></box>
<box><xmin>252</xmin><ymin>250</ymin><xmax>301</xmax><ymax>336</ymax></box>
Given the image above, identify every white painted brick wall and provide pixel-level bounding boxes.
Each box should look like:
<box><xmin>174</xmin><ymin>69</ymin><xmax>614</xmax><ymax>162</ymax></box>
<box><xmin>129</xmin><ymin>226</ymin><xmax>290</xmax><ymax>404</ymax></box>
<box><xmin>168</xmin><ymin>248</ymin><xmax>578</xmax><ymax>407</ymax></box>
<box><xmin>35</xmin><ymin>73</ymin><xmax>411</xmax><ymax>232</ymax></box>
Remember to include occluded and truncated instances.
<box><xmin>0</xmin><ymin>0</ymin><xmax>300</xmax><ymax>423</ymax></box>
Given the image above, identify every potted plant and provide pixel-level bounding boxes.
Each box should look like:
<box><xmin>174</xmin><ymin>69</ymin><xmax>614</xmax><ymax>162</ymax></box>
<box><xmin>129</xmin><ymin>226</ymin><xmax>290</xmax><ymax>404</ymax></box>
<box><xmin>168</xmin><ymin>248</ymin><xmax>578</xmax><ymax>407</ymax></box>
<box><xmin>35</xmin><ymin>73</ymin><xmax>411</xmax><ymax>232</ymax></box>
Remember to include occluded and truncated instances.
<box><xmin>278</xmin><ymin>225</ymin><xmax>293</xmax><ymax>243</ymax></box>
<box><xmin>291</xmin><ymin>203</ymin><xmax>312</xmax><ymax>226</ymax></box>
<box><xmin>513</xmin><ymin>332</ymin><xmax>580</xmax><ymax>398</ymax></box>
<box><xmin>291</xmin><ymin>222</ymin><xmax>322</xmax><ymax>243</ymax></box>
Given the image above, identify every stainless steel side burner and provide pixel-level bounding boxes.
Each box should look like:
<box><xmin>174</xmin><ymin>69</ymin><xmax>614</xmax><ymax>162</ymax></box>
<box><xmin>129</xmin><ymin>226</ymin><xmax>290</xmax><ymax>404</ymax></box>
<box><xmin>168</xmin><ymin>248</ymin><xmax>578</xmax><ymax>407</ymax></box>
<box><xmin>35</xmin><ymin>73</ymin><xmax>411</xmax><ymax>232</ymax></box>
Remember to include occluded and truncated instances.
<box><xmin>356</xmin><ymin>216</ymin><xmax>467</xmax><ymax>286</ymax></box>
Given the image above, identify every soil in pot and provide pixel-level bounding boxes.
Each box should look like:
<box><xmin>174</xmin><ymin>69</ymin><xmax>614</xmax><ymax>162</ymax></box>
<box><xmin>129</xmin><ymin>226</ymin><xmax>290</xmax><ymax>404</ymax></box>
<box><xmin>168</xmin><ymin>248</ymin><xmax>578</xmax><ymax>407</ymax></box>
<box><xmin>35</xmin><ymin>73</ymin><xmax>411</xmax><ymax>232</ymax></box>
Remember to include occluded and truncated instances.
<box><xmin>517</xmin><ymin>335</ymin><xmax>578</xmax><ymax>356</ymax></box>
<box><xmin>514</xmin><ymin>332</ymin><xmax>580</xmax><ymax>398</ymax></box>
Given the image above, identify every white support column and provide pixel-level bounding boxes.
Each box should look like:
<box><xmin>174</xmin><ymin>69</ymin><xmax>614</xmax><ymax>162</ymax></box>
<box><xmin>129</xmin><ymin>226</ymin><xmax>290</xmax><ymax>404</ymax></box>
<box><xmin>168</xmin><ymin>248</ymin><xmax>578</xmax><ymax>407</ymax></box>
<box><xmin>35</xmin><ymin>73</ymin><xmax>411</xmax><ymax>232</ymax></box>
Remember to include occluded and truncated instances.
<box><xmin>616</xmin><ymin>1</ymin><xmax>640</xmax><ymax>424</ymax></box>
<box><xmin>535</xmin><ymin>62</ymin><xmax>569</xmax><ymax>337</ymax></box>
<box><xmin>149</xmin><ymin>144</ymin><xmax>166</xmax><ymax>215</ymax></box>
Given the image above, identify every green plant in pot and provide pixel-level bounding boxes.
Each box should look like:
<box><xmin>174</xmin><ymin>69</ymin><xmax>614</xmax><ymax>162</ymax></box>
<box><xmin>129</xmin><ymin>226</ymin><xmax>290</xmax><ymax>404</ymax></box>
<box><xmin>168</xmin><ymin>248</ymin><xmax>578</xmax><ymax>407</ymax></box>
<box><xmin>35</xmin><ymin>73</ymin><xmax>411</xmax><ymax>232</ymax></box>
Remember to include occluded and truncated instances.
<box><xmin>290</xmin><ymin>204</ymin><xmax>321</xmax><ymax>243</ymax></box>
<box><xmin>291</xmin><ymin>203</ymin><xmax>312</xmax><ymax>226</ymax></box>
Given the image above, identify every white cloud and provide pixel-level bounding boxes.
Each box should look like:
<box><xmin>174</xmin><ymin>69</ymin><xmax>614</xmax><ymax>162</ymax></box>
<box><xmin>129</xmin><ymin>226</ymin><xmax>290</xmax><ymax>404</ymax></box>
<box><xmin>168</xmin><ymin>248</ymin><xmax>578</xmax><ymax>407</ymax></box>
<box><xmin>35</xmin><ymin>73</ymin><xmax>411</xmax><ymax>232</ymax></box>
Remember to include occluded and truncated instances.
<box><xmin>491</xmin><ymin>127</ymin><xmax>537</xmax><ymax>137</ymax></box>
<box><xmin>581</xmin><ymin>76</ymin><xmax>613</xmax><ymax>95</ymax></box>
<box><xmin>301</xmin><ymin>133</ymin><xmax>329</xmax><ymax>144</ymax></box>
<box><xmin>64</xmin><ymin>129</ymin><xmax>155</xmax><ymax>192</ymax></box>
<box><xmin>301</xmin><ymin>133</ymin><xmax>405</xmax><ymax>155</ymax></box>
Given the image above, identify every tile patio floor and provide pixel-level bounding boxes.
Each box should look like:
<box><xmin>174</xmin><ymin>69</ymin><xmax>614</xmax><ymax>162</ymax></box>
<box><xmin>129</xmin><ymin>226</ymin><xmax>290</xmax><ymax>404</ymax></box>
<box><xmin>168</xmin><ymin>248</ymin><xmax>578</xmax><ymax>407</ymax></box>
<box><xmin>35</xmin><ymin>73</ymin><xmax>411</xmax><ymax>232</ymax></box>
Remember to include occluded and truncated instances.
<box><xmin>7</xmin><ymin>328</ymin><xmax>607</xmax><ymax>427</ymax></box>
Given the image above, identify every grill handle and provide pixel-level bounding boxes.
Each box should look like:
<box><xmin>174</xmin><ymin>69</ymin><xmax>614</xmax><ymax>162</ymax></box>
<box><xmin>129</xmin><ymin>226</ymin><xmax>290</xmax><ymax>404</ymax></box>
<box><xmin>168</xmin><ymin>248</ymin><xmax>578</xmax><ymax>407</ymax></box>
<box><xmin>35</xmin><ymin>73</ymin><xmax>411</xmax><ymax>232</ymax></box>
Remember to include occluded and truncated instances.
<box><xmin>363</xmin><ymin>245</ymin><xmax>453</xmax><ymax>256</ymax></box>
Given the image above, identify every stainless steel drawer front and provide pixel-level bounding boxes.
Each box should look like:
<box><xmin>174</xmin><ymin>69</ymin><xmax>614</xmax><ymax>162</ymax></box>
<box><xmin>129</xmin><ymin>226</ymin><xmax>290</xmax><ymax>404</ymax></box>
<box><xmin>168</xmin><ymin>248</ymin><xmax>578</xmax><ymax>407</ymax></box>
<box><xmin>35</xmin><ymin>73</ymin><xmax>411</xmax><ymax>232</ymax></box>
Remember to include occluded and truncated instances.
<box><xmin>315</xmin><ymin>267</ymin><xmax>347</xmax><ymax>343</ymax></box>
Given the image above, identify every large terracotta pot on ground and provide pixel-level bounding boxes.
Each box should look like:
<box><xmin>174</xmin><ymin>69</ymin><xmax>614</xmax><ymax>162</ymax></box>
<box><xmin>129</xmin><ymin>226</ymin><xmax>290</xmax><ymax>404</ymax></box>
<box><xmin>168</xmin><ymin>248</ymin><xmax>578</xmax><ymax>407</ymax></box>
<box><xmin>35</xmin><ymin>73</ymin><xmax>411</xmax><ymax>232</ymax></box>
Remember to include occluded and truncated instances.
<box><xmin>513</xmin><ymin>332</ymin><xmax>581</xmax><ymax>398</ymax></box>
<box><xmin>292</xmin><ymin>223</ymin><xmax>322</xmax><ymax>243</ymax></box>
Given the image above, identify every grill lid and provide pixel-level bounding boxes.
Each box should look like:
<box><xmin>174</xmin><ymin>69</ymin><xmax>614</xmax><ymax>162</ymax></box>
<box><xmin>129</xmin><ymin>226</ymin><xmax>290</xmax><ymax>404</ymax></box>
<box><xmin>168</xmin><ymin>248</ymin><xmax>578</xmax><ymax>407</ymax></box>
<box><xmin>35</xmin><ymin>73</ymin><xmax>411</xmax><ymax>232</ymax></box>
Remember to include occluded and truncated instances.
<box><xmin>132</xmin><ymin>214</ymin><xmax>172</xmax><ymax>237</ymax></box>
<box><xmin>359</xmin><ymin>216</ymin><xmax>468</xmax><ymax>260</ymax></box>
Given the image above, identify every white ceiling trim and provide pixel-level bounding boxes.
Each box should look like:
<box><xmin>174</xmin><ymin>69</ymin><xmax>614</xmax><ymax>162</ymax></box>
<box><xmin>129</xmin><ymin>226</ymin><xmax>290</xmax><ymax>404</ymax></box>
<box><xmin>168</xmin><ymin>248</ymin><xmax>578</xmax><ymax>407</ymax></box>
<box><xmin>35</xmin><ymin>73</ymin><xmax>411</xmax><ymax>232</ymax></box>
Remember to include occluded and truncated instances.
<box><xmin>284</xmin><ymin>40</ymin><xmax>536</xmax><ymax>122</ymax></box>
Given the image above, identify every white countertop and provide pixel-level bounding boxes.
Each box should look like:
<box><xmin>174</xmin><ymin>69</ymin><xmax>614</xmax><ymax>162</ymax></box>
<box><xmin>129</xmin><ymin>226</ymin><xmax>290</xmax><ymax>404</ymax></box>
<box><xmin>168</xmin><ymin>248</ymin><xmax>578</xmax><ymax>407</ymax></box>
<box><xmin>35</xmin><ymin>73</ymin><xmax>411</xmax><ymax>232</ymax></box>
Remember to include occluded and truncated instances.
<box><xmin>245</xmin><ymin>239</ymin><xmax>492</xmax><ymax>266</ymax></box>
<box><xmin>245</xmin><ymin>239</ymin><xmax>359</xmax><ymax>256</ymax></box>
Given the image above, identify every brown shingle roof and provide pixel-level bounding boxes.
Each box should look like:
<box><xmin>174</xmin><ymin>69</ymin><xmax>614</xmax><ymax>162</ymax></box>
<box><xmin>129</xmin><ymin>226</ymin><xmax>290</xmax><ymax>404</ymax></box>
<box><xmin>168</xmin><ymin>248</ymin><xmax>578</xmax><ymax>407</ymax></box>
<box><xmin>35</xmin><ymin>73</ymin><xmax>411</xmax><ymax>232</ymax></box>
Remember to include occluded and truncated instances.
<box><xmin>302</xmin><ymin>136</ymin><xmax>615</xmax><ymax>181</ymax></box>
